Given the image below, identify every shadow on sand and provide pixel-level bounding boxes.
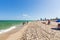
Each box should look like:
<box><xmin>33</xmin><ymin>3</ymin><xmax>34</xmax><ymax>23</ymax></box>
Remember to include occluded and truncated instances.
<box><xmin>51</xmin><ymin>28</ymin><xmax>60</xmax><ymax>30</ymax></box>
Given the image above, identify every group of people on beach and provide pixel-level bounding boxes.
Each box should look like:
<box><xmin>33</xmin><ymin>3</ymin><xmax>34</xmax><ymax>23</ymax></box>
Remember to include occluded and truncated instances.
<box><xmin>45</xmin><ymin>20</ymin><xmax>60</xmax><ymax>30</ymax></box>
<box><xmin>22</xmin><ymin>21</ymin><xmax>28</xmax><ymax>25</ymax></box>
<box><xmin>22</xmin><ymin>20</ymin><xmax>51</xmax><ymax>25</ymax></box>
<box><xmin>42</xmin><ymin>20</ymin><xmax>51</xmax><ymax>25</ymax></box>
<box><xmin>22</xmin><ymin>20</ymin><xmax>60</xmax><ymax>30</ymax></box>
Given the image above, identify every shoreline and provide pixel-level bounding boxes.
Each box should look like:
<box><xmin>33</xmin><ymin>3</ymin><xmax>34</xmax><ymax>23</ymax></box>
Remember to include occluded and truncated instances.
<box><xmin>0</xmin><ymin>26</ymin><xmax>16</xmax><ymax>34</ymax></box>
<box><xmin>0</xmin><ymin>23</ymin><xmax>23</xmax><ymax>34</ymax></box>
<box><xmin>0</xmin><ymin>24</ymin><xmax>24</xmax><ymax>40</ymax></box>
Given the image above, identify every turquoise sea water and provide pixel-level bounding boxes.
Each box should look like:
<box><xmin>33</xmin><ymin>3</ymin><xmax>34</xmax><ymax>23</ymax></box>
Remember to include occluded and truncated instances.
<box><xmin>0</xmin><ymin>20</ymin><xmax>30</xmax><ymax>30</ymax></box>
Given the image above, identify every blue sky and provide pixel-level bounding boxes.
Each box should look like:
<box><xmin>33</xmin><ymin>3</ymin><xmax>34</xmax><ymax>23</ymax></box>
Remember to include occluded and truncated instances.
<box><xmin>0</xmin><ymin>0</ymin><xmax>60</xmax><ymax>20</ymax></box>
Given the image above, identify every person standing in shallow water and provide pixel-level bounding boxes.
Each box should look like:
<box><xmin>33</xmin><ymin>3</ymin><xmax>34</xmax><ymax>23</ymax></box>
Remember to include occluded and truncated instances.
<box><xmin>47</xmin><ymin>20</ymin><xmax>50</xmax><ymax>25</ymax></box>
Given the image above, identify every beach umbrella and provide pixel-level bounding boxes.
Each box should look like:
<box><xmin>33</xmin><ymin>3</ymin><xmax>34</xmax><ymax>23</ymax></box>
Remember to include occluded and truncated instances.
<box><xmin>56</xmin><ymin>19</ymin><xmax>60</xmax><ymax>22</ymax></box>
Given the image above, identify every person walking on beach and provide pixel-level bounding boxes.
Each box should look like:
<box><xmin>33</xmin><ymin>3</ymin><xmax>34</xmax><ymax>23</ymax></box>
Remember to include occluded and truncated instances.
<box><xmin>47</xmin><ymin>20</ymin><xmax>50</xmax><ymax>25</ymax></box>
<box><xmin>23</xmin><ymin>22</ymin><xmax>25</xmax><ymax>25</ymax></box>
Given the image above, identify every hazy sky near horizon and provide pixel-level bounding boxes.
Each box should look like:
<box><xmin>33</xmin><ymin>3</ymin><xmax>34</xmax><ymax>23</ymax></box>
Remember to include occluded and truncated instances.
<box><xmin>0</xmin><ymin>0</ymin><xmax>60</xmax><ymax>20</ymax></box>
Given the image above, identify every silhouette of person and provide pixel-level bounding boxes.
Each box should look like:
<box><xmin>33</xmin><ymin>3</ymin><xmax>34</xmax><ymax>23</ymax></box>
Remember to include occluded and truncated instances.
<box><xmin>23</xmin><ymin>22</ymin><xmax>25</xmax><ymax>25</ymax></box>
<box><xmin>47</xmin><ymin>20</ymin><xmax>50</xmax><ymax>25</ymax></box>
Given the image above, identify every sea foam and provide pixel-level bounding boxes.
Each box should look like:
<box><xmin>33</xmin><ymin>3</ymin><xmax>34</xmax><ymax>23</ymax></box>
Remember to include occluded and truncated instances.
<box><xmin>0</xmin><ymin>26</ymin><xmax>16</xmax><ymax>34</ymax></box>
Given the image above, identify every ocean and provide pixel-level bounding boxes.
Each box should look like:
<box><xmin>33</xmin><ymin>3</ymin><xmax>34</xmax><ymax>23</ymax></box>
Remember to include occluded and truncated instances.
<box><xmin>0</xmin><ymin>20</ymin><xmax>31</xmax><ymax>34</ymax></box>
<box><xmin>0</xmin><ymin>20</ymin><xmax>28</xmax><ymax>30</ymax></box>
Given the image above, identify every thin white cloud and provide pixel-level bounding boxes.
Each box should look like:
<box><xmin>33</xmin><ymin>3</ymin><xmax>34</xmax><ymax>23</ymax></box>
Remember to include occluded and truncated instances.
<box><xmin>22</xmin><ymin>14</ymin><xmax>31</xmax><ymax>18</ymax></box>
<box><xmin>22</xmin><ymin>14</ymin><xmax>32</xmax><ymax>20</ymax></box>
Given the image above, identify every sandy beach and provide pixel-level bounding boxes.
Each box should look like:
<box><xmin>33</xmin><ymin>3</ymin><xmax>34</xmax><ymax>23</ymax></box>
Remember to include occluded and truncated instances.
<box><xmin>0</xmin><ymin>21</ymin><xmax>60</xmax><ymax>40</ymax></box>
